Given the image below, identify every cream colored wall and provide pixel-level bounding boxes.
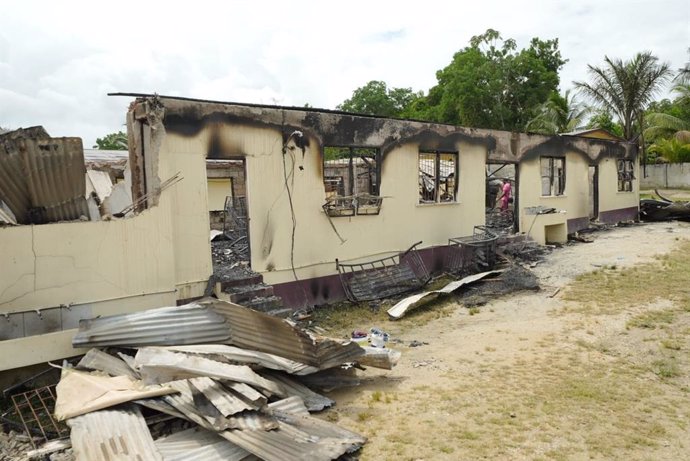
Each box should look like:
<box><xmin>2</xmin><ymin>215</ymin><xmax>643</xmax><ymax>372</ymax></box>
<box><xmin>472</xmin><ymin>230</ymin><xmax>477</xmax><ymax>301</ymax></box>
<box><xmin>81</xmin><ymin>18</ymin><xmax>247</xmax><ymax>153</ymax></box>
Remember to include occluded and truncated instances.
<box><xmin>597</xmin><ymin>157</ymin><xmax>639</xmax><ymax>213</ymax></box>
<box><xmin>208</xmin><ymin>179</ymin><xmax>232</xmax><ymax>211</ymax></box>
<box><xmin>0</xmin><ymin>291</ymin><xmax>172</xmax><ymax>371</ymax></box>
<box><xmin>518</xmin><ymin>151</ymin><xmax>590</xmax><ymax>243</ymax></box>
<box><xmin>0</xmin><ymin>126</ymin><xmax>214</xmax><ymax>369</ymax></box>
<box><xmin>158</xmin><ymin>135</ymin><xmax>213</xmax><ymax>293</ymax></box>
<box><xmin>0</xmin><ymin>207</ymin><xmax>175</xmax><ymax>313</ymax></box>
<box><xmin>183</xmin><ymin>125</ymin><xmax>486</xmax><ymax>285</ymax></box>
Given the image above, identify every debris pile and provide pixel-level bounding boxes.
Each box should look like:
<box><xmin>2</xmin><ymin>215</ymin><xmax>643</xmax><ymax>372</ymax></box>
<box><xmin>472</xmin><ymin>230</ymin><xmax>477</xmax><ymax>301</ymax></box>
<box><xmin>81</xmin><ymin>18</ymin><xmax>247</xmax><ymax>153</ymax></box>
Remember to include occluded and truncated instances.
<box><xmin>496</xmin><ymin>234</ymin><xmax>551</xmax><ymax>264</ymax></box>
<box><xmin>47</xmin><ymin>298</ymin><xmax>399</xmax><ymax>461</ymax></box>
<box><xmin>640</xmin><ymin>190</ymin><xmax>690</xmax><ymax>221</ymax></box>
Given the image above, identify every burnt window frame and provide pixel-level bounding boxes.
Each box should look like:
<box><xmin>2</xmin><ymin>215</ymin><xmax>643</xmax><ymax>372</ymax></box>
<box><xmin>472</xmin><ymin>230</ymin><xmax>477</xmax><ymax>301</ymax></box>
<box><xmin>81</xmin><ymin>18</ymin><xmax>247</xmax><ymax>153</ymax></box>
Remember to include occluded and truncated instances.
<box><xmin>540</xmin><ymin>156</ymin><xmax>566</xmax><ymax>196</ymax></box>
<box><xmin>617</xmin><ymin>159</ymin><xmax>635</xmax><ymax>192</ymax></box>
<box><xmin>322</xmin><ymin>146</ymin><xmax>382</xmax><ymax>216</ymax></box>
<box><xmin>418</xmin><ymin>150</ymin><xmax>459</xmax><ymax>204</ymax></box>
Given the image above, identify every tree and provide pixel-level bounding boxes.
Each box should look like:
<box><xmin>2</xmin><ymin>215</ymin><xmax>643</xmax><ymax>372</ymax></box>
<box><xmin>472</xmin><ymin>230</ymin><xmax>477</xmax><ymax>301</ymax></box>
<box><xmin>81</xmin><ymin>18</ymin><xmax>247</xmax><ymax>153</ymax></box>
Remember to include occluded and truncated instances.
<box><xmin>586</xmin><ymin>109</ymin><xmax>624</xmax><ymax>137</ymax></box>
<box><xmin>644</xmin><ymin>83</ymin><xmax>690</xmax><ymax>141</ymax></box>
<box><xmin>574</xmin><ymin>52</ymin><xmax>673</xmax><ymax>141</ymax></box>
<box><xmin>525</xmin><ymin>90</ymin><xmax>588</xmax><ymax>134</ymax></box>
<box><xmin>94</xmin><ymin>131</ymin><xmax>128</xmax><ymax>150</ymax></box>
<box><xmin>337</xmin><ymin>81</ymin><xmax>423</xmax><ymax>118</ymax></box>
<box><xmin>419</xmin><ymin>29</ymin><xmax>566</xmax><ymax>131</ymax></box>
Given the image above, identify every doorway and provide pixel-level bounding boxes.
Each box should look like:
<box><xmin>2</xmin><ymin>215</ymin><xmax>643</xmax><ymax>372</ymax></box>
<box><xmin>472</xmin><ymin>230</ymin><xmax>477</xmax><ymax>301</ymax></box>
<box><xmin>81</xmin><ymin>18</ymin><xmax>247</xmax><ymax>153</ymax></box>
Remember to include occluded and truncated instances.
<box><xmin>588</xmin><ymin>166</ymin><xmax>599</xmax><ymax>220</ymax></box>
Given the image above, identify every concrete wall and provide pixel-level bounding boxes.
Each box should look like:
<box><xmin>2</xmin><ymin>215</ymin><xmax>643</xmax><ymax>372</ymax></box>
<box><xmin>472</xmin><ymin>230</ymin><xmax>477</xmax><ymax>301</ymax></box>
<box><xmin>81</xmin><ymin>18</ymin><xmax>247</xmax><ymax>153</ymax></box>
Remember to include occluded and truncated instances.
<box><xmin>163</xmin><ymin>125</ymin><xmax>487</xmax><ymax>286</ymax></box>
<box><xmin>517</xmin><ymin>151</ymin><xmax>639</xmax><ymax>244</ymax></box>
<box><xmin>0</xmin><ymin>118</ymin><xmax>213</xmax><ymax>370</ymax></box>
<box><xmin>598</xmin><ymin>157</ymin><xmax>639</xmax><ymax>218</ymax></box>
<box><xmin>208</xmin><ymin>178</ymin><xmax>232</xmax><ymax>211</ymax></box>
<box><xmin>640</xmin><ymin>163</ymin><xmax>690</xmax><ymax>189</ymax></box>
<box><xmin>518</xmin><ymin>152</ymin><xmax>589</xmax><ymax>244</ymax></box>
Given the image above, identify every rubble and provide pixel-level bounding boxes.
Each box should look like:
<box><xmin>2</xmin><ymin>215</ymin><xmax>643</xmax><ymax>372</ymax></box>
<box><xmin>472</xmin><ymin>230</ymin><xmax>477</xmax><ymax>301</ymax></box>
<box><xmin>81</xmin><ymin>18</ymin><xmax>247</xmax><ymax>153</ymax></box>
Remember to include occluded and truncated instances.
<box><xmin>640</xmin><ymin>192</ymin><xmax>690</xmax><ymax>221</ymax></box>
<box><xmin>387</xmin><ymin>270</ymin><xmax>502</xmax><ymax>319</ymax></box>
<box><xmin>21</xmin><ymin>298</ymin><xmax>401</xmax><ymax>461</ymax></box>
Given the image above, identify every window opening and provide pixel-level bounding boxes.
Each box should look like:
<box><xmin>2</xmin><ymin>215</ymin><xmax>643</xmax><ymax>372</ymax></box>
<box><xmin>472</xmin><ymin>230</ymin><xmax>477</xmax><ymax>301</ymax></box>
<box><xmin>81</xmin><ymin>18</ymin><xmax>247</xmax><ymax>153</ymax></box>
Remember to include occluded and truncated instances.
<box><xmin>418</xmin><ymin>151</ymin><xmax>458</xmax><ymax>204</ymax></box>
<box><xmin>323</xmin><ymin>147</ymin><xmax>381</xmax><ymax>216</ymax></box>
<box><xmin>617</xmin><ymin>159</ymin><xmax>635</xmax><ymax>192</ymax></box>
<box><xmin>540</xmin><ymin>157</ymin><xmax>565</xmax><ymax>196</ymax></box>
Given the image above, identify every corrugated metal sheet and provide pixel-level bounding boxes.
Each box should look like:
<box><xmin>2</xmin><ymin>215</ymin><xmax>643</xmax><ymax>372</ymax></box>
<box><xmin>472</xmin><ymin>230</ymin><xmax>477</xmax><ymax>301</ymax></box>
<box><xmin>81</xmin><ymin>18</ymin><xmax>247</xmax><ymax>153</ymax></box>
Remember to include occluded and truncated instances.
<box><xmin>83</xmin><ymin>148</ymin><xmax>129</xmax><ymax>164</ymax></box>
<box><xmin>154</xmin><ymin>427</ymin><xmax>249</xmax><ymax>461</ymax></box>
<box><xmin>72</xmin><ymin>299</ymin><xmax>364</xmax><ymax>371</ymax></box>
<box><xmin>266</xmin><ymin>396</ymin><xmax>309</xmax><ymax>416</ymax></box>
<box><xmin>134</xmin><ymin>348</ymin><xmax>284</xmax><ymax>396</ymax></box>
<box><xmin>72</xmin><ymin>303</ymin><xmax>232</xmax><ymax>348</ymax></box>
<box><xmin>261</xmin><ymin>371</ymin><xmax>334</xmax><ymax>411</ymax></box>
<box><xmin>68</xmin><ymin>404</ymin><xmax>162</xmax><ymax>461</ymax></box>
<box><xmin>0</xmin><ymin>129</ymin><xmax>89</xmax><ymax>224</ymax></box>
<box><xmin>188</xmin><ymin>376</ymin><xmax>257</xmax><ymax>416</ymax></box>
<box><xmin>143</xmin><ymin>380</ymin><xmax>278</xmax><ymax>432</ymax></box>
<box><xmin>0</xmin><ymin>200</ymin><xmax>17</xmax><ymax>225</ymax></box>
<box><xmin>77</xmin><ymin>348</ymin><xmax>140</xmax><ymax>379</ymax></box>
<box><xmin>219</xmin><ymin>412</ymin><xmax>366</xmax><ymax>461</ymax></box>
<box><xmin>207</xmin><ymin>299</ymin><xmax>365</xmax><ymax>369</ymax></box>
<box><xmin>159</xmin><ymin>344</ymin><xmax>319</xmax><ymax>375</ymax></box>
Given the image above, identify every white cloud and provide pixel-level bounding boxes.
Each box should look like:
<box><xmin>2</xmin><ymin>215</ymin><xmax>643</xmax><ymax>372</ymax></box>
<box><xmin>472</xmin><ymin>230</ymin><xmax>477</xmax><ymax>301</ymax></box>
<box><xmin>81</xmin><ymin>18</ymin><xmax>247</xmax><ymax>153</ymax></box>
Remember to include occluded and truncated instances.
<box><xmin>0</xmin><ymin>0</ymin><xmax>688</xmax><ymax>145</ymax></box>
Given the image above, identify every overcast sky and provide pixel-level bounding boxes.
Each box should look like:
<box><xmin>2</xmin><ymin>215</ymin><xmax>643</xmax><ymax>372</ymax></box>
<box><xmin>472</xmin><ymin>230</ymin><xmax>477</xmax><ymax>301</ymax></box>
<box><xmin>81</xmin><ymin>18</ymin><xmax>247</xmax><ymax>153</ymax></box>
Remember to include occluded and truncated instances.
<box><xmin>1</xmin><ymin>0</ymin><xmax>688</xmax><ymax>146</ymax></box>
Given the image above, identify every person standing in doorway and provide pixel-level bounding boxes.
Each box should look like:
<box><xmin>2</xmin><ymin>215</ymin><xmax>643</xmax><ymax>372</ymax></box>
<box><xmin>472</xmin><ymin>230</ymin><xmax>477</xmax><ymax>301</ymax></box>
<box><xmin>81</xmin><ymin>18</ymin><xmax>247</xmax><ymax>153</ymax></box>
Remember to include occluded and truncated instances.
<box><xmin>499</xmin><ymin>180</ymin><xmax>512</xmax><ymax>211</ymax></box>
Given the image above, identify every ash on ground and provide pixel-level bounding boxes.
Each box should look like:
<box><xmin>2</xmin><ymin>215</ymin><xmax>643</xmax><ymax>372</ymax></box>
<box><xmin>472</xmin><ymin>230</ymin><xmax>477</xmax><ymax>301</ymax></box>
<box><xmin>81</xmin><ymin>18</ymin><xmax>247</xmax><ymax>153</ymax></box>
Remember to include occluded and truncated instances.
<box><xmin>211</xmin><ymin>239</ymin><xmax>254</xmax><ymax>281</ymax></box>
<box><xmin>459</xmin><ymin>265</ymin><xmax>539</xmax><ymax>307</ymax></box>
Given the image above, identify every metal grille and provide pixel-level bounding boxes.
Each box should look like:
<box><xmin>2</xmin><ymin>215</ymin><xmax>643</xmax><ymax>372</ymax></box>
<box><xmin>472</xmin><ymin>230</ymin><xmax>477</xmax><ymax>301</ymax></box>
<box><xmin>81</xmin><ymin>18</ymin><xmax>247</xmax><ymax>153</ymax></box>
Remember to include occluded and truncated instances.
<box><xmin>336</xmin><ymin>242</ymin><xmax>431</xmax><ymax>302</ymax></box>
<box><xmin>323</xmin><ymin>147</ymin><xmax>381</xmax><ymax>216</ymax></box>
<box><xmin>419</xmin><ymin>151</ymin><xmax>457</xmax><ymax>203</ymax></box>
<box><xmin>10</xmin><ymin>385</ymin><xmax>68</xmax><ymax>448</ymax></box>
<box><xmin>222</xmin><ymin>196</ymin><xmax>249</xmax><ymax>259</ymax></box>
<box><xmin>446</xmin><ymin>226</ymin><xmax>498</xmax><ymax>275</ymax></box>
<box><xmin>541</xmin><ymin>157</ymin><xmax>565</xmax><ymax>196</ymax></box>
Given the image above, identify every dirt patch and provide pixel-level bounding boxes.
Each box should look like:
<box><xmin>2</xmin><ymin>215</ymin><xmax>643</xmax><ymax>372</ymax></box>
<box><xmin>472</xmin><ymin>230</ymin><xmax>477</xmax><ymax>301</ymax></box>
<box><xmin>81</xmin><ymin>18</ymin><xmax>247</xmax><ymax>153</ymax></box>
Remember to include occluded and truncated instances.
<box><xmin>317</xmin><ymin>221</ymin><xmax>690</xmax><ymax>460</ymax></box>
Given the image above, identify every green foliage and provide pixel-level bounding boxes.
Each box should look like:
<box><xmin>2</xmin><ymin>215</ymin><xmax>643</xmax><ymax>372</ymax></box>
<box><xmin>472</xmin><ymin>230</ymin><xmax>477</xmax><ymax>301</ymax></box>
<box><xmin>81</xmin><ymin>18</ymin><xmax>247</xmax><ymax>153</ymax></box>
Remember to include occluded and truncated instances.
<box><xmin>418</xmin><ymin>29</ymin><xmax>566</xmax><ymax>130</ymax></box>
<box><xmin>574</xmin><ymin>52</ymin><xmax>673</xmax><ymax>140</ymax></box>
<box><xmin>586</xmin><ymin>109</ymin><xmax>624</xmax><ymax>136</ymax></box>
<box><xmin>647</xmin><ymin>137</ymin><xmax>690</xmax><ymax>163</ymax></box>
<box><xmin>525</xmin><ymin>90</ymin><xmax>588</xmax><ymax>134</ymax></box>
<box><xmin>337</xmin><ymin>80</ymin><xmax>424</xmax><ymax>118</ymax></box>
<box><xmin>93</xmin><ymin>130</ymin><xmax>128</xmax><ymax>150</ymax></box>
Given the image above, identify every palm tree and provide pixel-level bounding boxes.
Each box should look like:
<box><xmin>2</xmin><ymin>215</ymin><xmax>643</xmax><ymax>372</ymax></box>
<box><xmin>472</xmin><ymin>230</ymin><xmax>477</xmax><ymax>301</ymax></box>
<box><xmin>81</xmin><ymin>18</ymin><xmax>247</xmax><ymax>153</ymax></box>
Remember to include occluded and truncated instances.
<box><xmin>525</xmin><ymin>90</ymin><xmax>589</xmax><ymax>134</ymax></box>
<box><xmin>574</xmin><ymin>52</ymin><xmax>673</xmax><ymax>141</ymax></box>
<box><xmin>644</xmin><ymin>83</ymin><xmax>690</xmax><ymax>142</ymax></box>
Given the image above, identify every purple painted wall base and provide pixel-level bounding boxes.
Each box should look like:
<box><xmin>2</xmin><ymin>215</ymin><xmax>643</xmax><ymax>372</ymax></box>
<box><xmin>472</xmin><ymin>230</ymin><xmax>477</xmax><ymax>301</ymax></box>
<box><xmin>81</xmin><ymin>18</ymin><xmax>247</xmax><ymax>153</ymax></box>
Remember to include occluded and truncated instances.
<box><xmin>599</xmin><ymin>206</ymin><xmax>639</xmax><ymax>224</ymax></box>
<box><xmin>272</xmin><ymin>246</ymin><xmax>452</xmax><ymax>310</ymax></box>
<box><xmin>567</xmin><ymin>216</ymin><xmax>590</xmax><ymax>234</ymax></box>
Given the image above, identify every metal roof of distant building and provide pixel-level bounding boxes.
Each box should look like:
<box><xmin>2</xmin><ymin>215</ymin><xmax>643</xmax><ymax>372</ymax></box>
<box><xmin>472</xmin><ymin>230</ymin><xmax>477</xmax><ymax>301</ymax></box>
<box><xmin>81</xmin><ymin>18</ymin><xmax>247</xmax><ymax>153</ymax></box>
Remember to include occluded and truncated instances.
<box><xmin>83</xmin><ymin>149</ymin><xmax>129</xmax><ymax>163</ymax></box>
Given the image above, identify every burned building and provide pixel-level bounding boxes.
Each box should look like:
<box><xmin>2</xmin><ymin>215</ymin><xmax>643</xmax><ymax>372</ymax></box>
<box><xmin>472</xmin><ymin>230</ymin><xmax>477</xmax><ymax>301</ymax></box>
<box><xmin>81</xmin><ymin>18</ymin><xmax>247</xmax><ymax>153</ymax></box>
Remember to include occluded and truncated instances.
<box><xmin>0</xmin><ymin>95</ymin><xmax>639</xmax><ymax>371</ymax></box>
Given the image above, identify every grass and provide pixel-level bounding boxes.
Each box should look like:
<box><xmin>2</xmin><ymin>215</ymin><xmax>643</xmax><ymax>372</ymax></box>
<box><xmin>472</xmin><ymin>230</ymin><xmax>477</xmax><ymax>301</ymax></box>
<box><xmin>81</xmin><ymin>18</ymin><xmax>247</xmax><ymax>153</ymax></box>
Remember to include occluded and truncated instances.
<box><xmin>564</xmin><ymin>240</ymin><xmax>690</xmax><ymax>315</ymax></box>
<box><xmin>627</xmin><ymin>309</ymin><xmax>676</xmax><ymax>329</ymax></box>
<box><xmin>311</xmin><ymin>278</ymin><xmax>457</xmax><ymax>338</ymax></box>
<box><xmin>325</xmin><ymin>236</ymin><xmax>690</xmax><ymax>461</ymax></box>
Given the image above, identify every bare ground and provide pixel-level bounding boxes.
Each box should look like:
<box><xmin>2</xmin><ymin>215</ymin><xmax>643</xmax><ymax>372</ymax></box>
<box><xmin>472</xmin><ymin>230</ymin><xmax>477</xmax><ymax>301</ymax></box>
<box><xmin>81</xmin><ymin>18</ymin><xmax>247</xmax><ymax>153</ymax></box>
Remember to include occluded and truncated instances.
<box><xmin>321</xmin><ymin>221</ymin><xmax>690</xmax><ymax>460</ymax></box>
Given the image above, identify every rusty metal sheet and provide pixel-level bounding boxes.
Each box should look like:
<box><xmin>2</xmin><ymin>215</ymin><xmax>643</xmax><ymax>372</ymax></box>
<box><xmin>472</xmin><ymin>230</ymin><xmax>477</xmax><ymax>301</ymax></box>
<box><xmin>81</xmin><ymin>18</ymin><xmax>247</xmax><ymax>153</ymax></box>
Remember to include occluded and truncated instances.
<box><xmin>0</xmin><ymin>129</ymin><xmax>89</xmax><ymax>224</ymax></box>
<box><xmin>72</xmin><ymin>299</ymin><xmax>364</xmax><ymax>371</ymax></box>
<box><xmin>72</xmin><ymin>303</ymin><xmax>232</xmax><ymax>348</ymax></box>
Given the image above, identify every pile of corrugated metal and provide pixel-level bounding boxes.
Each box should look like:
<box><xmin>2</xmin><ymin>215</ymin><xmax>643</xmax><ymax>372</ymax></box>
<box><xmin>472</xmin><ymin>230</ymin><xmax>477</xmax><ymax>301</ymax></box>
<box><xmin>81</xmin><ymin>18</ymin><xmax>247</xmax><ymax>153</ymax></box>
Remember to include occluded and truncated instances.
<box><xmin>52</xmin><ymin>298</ymin><xmax>400</xmax><ymax>461</ymax></box>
